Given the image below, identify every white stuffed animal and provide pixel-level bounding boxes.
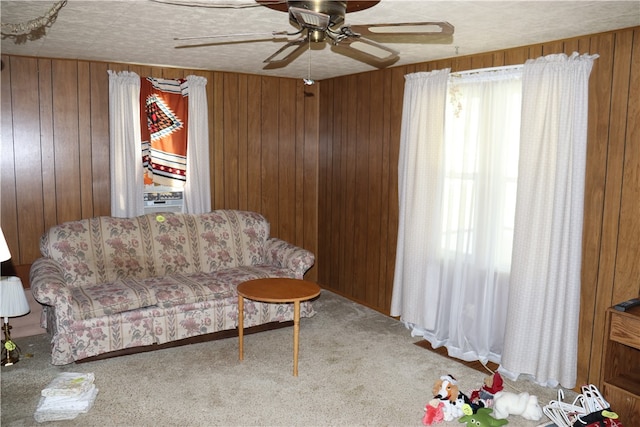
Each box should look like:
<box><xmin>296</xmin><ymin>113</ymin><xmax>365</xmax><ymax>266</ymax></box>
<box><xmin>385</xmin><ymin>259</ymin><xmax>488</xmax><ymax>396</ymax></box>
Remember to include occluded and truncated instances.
<box><xmin>492</xmin><ymin>391</ymin><xmax>543</xmax><ymax>421</ymax></box>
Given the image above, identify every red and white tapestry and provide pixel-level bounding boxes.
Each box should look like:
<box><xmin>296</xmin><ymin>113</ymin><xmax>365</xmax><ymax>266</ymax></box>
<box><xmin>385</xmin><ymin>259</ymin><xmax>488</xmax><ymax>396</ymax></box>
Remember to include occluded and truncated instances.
<box><xmin>140</xmin><ymin>77</ymin><xmax>189</xmax><ymax>188</ymax></box>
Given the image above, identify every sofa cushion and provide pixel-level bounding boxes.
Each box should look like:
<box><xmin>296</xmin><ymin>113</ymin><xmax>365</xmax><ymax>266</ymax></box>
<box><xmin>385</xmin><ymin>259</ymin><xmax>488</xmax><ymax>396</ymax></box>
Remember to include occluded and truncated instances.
<box><xmin>144</xmin><ymin>273</ymin><xmax>233</xmax><ymax>308</ymax></box>
<box><xmin>40</xmin><ymin>211</ymin><xmax>273</xmax><ymax>288</ymax></box>
<box><xmin>71</xmin><ymin>278</ymin><xmax>158</xmax><ymax>320</ymax></box>
<box><xmin>192</xmin><ymin>211</ymin><xmax>269</xmax><ymax>273</ymax></box>
<box><xmin>70</xmin><ymin>265</ymin><xmax>299</xmax><ymax>320</ymax></box>
<box><xmin>151</xmin><ymin>266</ymin><xmax>298</xmax><ymax>308</ymax></box>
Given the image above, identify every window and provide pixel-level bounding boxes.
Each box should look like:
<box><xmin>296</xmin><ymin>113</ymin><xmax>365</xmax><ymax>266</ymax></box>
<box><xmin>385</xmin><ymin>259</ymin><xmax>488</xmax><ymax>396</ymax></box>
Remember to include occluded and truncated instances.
<box><xmin>441</xmin><ymin>70</ymin><xmax>522</xmax><ymax>271</ymax></box>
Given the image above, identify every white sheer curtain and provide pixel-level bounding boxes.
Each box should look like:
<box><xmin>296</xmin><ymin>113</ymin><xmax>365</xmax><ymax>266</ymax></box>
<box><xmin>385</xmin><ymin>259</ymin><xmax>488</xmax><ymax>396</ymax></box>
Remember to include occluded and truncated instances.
<box><xmin>500</xmin><ymin>53</ymin><xmax>598</xmax><ymax>388</ymax></box>
<box><xmin>391</xmin><ymin>69</ymin><xmax>450</xmax><ymax>332</ymax></box>
<box><xmin>392</xmin><ymin>67</ymin><xmax>523</xmax><ymax>364</ymax></box>
<box><xmin>108</xmin><ymin>70</ymin><xmax>144</xmax><ymax>217</ymax></box>
<box><xmin>109</xmin><ymin>72</ymin><xmax>211</xmax><ymax>217</ymax></box>
<box><xmin>392</xmin><ymin>52</ymin><xmax>597</xmax><ymax>388</ymax></box>
<box><xmin>183</xmin><ymin>75</ymin><xmax>211</xmax><ymax>214</ymax></box>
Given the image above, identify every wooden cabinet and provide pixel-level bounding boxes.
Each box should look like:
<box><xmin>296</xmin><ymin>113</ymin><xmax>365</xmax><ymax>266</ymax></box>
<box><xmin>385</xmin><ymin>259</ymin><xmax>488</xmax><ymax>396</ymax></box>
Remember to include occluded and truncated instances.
<box><xmin>602</xmin><ymin>306</ymin><xmax>640</xmax><ymax>420</ymax></box>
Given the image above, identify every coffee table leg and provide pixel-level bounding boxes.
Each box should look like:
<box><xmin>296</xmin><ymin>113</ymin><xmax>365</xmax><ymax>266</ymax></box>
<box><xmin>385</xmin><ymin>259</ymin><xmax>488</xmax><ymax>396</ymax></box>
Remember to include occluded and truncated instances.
<box><xmin>238</xmin><ymin>295</ymin><xmax>244</xmax><ymax>361</ymax></box>
<box><xmin>293</xmin><ymin>300</ymin><xmax>300</xmax><ymax>376</ymax></box>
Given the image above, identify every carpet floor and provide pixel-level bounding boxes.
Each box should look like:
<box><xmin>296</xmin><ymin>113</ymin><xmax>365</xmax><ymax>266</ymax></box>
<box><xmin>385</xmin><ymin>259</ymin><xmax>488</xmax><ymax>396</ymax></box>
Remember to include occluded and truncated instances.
<box><xmin>1</xmin><ymin>290</ymin><xmax>570</xmax><ymax>426</ymax></box>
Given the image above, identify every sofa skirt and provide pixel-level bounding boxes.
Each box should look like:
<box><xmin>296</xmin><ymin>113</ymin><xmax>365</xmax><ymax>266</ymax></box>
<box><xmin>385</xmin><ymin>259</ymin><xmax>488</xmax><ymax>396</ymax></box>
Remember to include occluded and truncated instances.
<box><xmin>44</xmin><ymin>298</ymin><xmax>315</xmax><ymax>365</ymax></box>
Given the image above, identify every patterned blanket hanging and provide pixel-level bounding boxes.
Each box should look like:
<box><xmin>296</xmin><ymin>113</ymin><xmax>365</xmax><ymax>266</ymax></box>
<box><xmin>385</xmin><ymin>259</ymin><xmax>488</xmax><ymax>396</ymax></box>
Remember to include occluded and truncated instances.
<box><xmin>140</xmin><ymin>77</ymin><xmax>189</xmax><ymax>188</ymax></box>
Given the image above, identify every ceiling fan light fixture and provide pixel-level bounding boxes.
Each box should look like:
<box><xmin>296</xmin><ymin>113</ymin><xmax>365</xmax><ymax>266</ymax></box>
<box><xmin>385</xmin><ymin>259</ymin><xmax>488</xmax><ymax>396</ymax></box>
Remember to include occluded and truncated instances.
<box><xmin>308</xmin><ymin>29</ymin><xmax>326</xmax><ymax>43</ymax></box>
<box><xmin>290</xmin><ymin>7</ymin><xmax>330</xmax><ymax>31</ymax></box>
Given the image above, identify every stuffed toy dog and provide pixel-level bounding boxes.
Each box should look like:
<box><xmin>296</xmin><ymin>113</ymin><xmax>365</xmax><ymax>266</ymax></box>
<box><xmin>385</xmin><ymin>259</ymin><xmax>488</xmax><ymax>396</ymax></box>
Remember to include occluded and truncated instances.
<box><xmin>492</xmin><ymin>391</ymin><xmax>543</xmax><ymax>421</ymax></box>
<box><xmin>432</xmin><ymin>374</ymin><xmax>470</xmax><ymax>421</ymax></box>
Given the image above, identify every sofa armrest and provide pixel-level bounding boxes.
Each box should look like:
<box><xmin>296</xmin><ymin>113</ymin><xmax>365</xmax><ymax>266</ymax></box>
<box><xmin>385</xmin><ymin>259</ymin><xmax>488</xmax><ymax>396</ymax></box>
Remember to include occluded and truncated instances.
<box><xmin>30</xmin><ymin>258</ymin><xmax>74</xmax><ymax>307</ymax></box>
<box><xmin>264</xmin><ymin>238</ymin><xmax>315</xmax><ymax>278</ymax></box>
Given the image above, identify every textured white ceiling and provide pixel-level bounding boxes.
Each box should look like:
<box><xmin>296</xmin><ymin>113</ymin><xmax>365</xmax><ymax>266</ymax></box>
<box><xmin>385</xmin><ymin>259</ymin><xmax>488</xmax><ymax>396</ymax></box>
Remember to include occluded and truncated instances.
<box><xmin>1</xmin><ymin>0</ymin><xmax>639</xmax><ymax>80</ymax></box>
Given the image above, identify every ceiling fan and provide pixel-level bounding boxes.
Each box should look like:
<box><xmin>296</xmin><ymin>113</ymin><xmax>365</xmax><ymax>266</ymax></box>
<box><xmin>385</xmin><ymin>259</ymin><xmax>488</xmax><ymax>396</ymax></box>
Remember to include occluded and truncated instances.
<box><xmin>173</xmin><ymin>0</ymin><xmax>454</xmax><ymax>71</ymax></box>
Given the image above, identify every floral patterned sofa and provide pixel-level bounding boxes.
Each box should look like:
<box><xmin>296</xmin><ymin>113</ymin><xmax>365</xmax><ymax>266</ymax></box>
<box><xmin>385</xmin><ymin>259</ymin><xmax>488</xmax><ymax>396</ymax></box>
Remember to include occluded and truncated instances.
<box><xmin>30</xmin><ymin>210</ymin><xmax>316</xmax><ymax>365</ymax></box>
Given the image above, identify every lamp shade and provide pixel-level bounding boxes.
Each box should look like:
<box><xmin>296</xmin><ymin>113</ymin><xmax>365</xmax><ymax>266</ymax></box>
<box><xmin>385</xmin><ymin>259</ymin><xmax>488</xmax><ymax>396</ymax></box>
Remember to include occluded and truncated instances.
<box><xmin>0</xmin><ymin>276</ymin><xmax>30</xmax><ymax>318</ymax></box>
<box><xmin>0</xmin><ymin>228</ymin><xmax>10</xmax><ymax>262</ymax></box>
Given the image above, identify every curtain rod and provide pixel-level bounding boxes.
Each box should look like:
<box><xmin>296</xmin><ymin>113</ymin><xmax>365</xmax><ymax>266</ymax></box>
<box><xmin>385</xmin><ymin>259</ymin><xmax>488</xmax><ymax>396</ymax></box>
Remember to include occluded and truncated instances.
<box><xmin>451</xmin><ymin>64</ymin><xmax>523</xmax><ymax>77</ymax></box>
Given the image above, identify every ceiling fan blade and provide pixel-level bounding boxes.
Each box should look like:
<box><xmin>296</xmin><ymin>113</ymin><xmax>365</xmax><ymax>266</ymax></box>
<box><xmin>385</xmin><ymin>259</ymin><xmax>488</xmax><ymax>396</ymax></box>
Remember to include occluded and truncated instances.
<box><xmin>349</xmin><ymin>22</ymin><xmax>454</xmax><ymax>44</ymax></box>
<box><xmin>175</xmin><ymin>37</ymin><xmax>289</xmax><ymax>50</ymax></box>
<box><xmin>351</xmin><ymin>21</ymin><xmax>454</xmax><ymax>37</ymax></box>
<box><xmin>174</xmin><ymin>31</ymin><xmax>291</xmax><ymax>42</ymax></box>
<box><xmin>174</xmin><ymin>30</ymin><xmax>297</xmax><ymax>49</ymax></box>
<box><xmin>263</xmin><ymin>38</ymin><xmax>309</xmax><ymax>69</ymax></box>
<box><xmin>330</xmin><ymin>36</ymin><xmax>399</xmax><ymax>68</ymax></box>
<box><xmin>154</xmin><ymin>0</ymin><xmax>287</xmax><ymax>7</ymax></box>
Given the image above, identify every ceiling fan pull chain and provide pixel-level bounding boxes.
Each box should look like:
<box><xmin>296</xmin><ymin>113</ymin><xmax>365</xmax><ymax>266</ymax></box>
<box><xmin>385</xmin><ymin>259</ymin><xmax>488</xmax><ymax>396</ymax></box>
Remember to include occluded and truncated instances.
<box><xmin>303</xmin><ymin>35</ymin><xmax>314</xmax><ymax>85</ymax></box>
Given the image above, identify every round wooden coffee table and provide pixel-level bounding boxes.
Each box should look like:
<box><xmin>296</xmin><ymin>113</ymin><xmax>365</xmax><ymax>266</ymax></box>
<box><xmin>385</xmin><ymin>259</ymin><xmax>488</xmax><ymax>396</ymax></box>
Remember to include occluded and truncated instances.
<box><xmin>237</xmin><ymin>278</ymin><xmax>321</xmax><ymax>376</ymax></box>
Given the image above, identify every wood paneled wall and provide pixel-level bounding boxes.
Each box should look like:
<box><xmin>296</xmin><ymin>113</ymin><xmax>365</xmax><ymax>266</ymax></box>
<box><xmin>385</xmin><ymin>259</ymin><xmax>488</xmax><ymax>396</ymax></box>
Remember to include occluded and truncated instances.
<box><xmin>1</xmin><ymin>26</ymin><xmax>637</xmax><ymax>390</ymax></box>
<box><xmin>317</xmin><ymin>27</ymin><xmax>640</xmax><ymax>390</ymax></box>
<box><xmin>0</xmin><ymin>57</ymin><xmax>318</xmax><ymax>281</ymax></box>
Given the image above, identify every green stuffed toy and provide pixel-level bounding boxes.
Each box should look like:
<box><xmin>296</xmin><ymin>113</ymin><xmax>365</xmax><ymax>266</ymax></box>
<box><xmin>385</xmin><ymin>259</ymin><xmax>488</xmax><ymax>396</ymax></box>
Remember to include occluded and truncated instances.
<box><xmin>459</xmin><ymin>405</ymin><xmax>508</xmax><ymax>427</ymax></box>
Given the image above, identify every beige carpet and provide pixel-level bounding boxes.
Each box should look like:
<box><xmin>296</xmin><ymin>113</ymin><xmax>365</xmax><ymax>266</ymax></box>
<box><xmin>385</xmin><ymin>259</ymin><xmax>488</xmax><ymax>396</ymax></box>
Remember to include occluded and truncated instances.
<box><xmin>1</xmin><ymin>290</ymin><xmax>569</xmax><ymax>426</ymax></box>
